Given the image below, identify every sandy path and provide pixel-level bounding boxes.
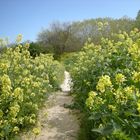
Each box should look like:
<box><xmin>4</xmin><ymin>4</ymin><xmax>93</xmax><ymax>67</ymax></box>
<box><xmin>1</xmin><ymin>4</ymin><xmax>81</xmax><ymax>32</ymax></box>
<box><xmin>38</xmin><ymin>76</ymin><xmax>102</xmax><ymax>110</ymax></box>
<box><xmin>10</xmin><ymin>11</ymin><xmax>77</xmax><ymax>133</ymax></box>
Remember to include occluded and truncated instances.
<box><xmin>21</xmin><ymin>71</ymin><xmax>79</xmax><ymax>140</ymax></box>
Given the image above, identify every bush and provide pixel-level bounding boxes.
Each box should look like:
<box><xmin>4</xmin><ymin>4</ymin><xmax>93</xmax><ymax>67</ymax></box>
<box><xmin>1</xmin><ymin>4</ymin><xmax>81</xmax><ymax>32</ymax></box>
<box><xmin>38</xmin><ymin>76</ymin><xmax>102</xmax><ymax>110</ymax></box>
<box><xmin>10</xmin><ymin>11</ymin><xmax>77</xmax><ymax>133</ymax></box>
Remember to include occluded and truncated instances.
<box><xmin>70</xmin><ymin>29</ymin><xmax>140</xmax><ymax>139</ymax></box>
<box><xmin>0</xmin><ymin>35</ymin><xmax>64</xmax><ymax>139</ymax></box>
<box><xmin>28</xmin><ymin>42</ymin><xmax>48</xmax><ymax>57</ymax></box>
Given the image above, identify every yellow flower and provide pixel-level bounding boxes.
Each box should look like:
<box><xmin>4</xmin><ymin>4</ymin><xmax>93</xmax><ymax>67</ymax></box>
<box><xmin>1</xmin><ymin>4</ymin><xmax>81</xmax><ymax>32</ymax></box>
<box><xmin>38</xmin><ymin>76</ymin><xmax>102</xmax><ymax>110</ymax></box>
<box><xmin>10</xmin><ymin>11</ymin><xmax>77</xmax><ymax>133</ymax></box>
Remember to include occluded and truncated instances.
<box><xmin>132</xmin><ymin>71</ymin><xmax>140</xmax><ymax>83</ymax></box>
<box><xmin>96</xmin><ymin>82</ymin><xmax>105</xmax><ymax>93</ymax></box>
<box><xmin>134</xmin><ymin>28</ymin><xmax>139</xmax><ymax>32</ymax></box>
<box><xmin>96</xmin><ymin>75</ymin><xmax>112</xmax><ymax>93</ymax></box>
<box><xmin>13</xmin><ymin>87</ymin><xmax>23</xmax><ymax>101</ymax></box>
<box><xmin>9</xmin><ymin>103</ymin><xmax>20</xmax><ymax>117</ymax></box>
<box><xmin>86</xmin><ymin>91</ymin><xmax>97</xmax><ymax>109</ymax></box>
<box><xmin>14</xmin><ymin>46</ymin><xmax>20</xmax><ymax>52</ymax></box>
<box><xmin>128</xmin><ymin>43</ymin><xmax>140</xmax><ymax>60</ymax></box>
<box><xmin>89</xmin><ymin>91</ymin><xmax>97</xmax><ymax>98</ymax></box>
<box><xmin>108</xmin><ymin>105</ymin><xmax>116</xmax><ymax>112</ymax></box>
<box><xmin>1</xmin><ymin>74</ymin><xmax>11</xmax><ymax>86</ymax></box>
<box><xmin>31</xmin><ymin>92</ymin><xmax>35</xmax><ymax>97</ymax></box>
<box><xmin>29</xmin><ymin>118</ymin><xmax>36</xmax><ymax>124</ymax></box>
<box><xmin>13</xmin><ymin>126</ymin><xmax>19</xmax><ymax>134</ymax></box>
<box><xmin>25</xmin><ymin>43</ymin><xmax>30</xmax><ymax>48</ymax></box>
<box><xmin>32</xmin><ymin>127</ymin><xmax>40</xmax><ymax>135</ymax></box>
<box><xmin>38</xmin><ymin>65</ymin><xmax>44</xmax><ymax>70</ymax></box>
<box><xmin>11</xmin><ymin>118</ymin><xmax>17</xmax><ymax>124</ymax></box>
<box><xmin>115</xmin><ymin>73</ymin><xmax>126</xmax><ymax>83</ymax></box>
<box><xmin>16</xmin><ymin>34</ymin><xmax>22</xmax><ymax>43</ymax></box>
<box><xmin>0</xmin><ymin>63</ymin><xmax>9</xmax><ymax>72</ymax></box>
<box><xmin>118</xmin><ymin>34</ymin><xmax>125</xmax><ymax>40</ymax></box>
<box><xmin>124</xmin><ymin>86</ymin><xmax>133</xmax><ymax>97</ymax></box>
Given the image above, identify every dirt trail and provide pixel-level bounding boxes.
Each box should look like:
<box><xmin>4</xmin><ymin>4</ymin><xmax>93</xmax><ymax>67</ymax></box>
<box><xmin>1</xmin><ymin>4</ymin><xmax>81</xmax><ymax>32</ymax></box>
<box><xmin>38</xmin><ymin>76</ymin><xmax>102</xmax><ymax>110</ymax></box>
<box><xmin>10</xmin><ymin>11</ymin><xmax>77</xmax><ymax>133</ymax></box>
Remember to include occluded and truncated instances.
<box><xmin>21</xmin><ymin>71</ymin><xmax>80</xmax><ymax>140</ymax></box>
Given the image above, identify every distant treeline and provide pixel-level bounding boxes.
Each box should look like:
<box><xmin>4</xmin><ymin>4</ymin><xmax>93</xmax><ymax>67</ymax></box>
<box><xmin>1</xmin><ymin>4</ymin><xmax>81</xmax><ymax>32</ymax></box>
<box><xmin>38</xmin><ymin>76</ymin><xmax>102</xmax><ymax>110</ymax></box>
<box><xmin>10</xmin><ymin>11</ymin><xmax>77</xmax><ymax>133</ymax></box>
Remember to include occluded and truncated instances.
<box><xmin>36</xmin><ymin>11</ymin><xmax>140</xmax><ymax>58</ymax></box>
<box><xmin>2</xmin><ymin>10</ymin><xmax>140</xmax><ymax>58</ymax></box>
<box><xmin>36</xmin><ymin>16</ymin><xmax>136</xmax><ymax>58</ymax></box>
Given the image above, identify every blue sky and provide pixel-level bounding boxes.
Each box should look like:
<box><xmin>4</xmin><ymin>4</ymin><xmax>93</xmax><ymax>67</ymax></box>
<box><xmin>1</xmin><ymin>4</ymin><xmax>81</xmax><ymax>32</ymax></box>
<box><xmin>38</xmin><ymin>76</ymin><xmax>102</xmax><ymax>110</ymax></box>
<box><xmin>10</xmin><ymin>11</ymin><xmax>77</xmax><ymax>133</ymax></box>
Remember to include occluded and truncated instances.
<box><xmin>0</xmin><ymin>0</ymin><xmax>140</xmax><ymax>42</ymax></box>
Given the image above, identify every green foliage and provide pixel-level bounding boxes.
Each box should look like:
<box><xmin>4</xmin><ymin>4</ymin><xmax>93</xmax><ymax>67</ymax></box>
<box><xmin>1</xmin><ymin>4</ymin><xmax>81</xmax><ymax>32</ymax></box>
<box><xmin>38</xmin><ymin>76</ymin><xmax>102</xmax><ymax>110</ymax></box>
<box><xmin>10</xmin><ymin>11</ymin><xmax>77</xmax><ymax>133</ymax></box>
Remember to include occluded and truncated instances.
<box><xmin>70</xmin><ymin>29</ymin><xmax>140</xmax><ymax>139</ymax></box>
<box><xmin>28</xmin><ymin>42</ymin><xmax>48</xmax><ymax>57</ymax></box>
<box><xmin>38</xmin><ymin>22</ymin><xmax>80</xmax><ymax>58</ymax></box>
<box><xmin>0</xmin><ymin>36</ymin><xmax>64</xmax><ymax>139</ymax></box>
<box><xmin>37</xmin><ymin>18</ymin><xmax>134</xmax><ymax>57</ymax></box>
<box><xmin>60</xmin><ymin>52</ymin><xmax>78</xmax><ymax>71</ymax></box>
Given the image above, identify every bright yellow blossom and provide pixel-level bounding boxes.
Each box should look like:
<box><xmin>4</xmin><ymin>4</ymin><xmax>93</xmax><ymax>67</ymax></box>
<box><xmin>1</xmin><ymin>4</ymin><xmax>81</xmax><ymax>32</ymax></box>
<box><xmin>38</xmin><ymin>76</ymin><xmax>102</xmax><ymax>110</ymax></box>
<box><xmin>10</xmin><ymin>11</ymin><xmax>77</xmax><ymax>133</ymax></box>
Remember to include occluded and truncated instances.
<box><xmin>16</xmin><ymin>34</ymin><xmax>22</xmax><ymax>43</ymax></box>
<box><xmin>96</xmin><ymin>75</ymin><xmax>112</xmax><ymax>93</ymax></box>
<box><xmin>132</xmin><ymin>71</ymin><xmax>140</xmax><ymax>83</ymax></box>
<box><xmin>115</xmin><ymin>73</ymin><xmax>126</xmax><ymax>83</ymax></box>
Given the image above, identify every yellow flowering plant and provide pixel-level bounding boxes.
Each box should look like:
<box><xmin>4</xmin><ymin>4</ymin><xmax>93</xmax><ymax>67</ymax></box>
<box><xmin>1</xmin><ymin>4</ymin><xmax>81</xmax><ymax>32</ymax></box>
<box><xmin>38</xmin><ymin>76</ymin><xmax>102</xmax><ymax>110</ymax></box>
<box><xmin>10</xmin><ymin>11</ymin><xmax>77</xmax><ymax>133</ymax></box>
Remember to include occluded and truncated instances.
<box><xmin>69</xmin><ymin>29</ymin><xmax>140</xmax><ymax>139</ymax></box>
<box><xmin>0</xmin><ymin>35</ymin><xmax>64</xmax><ymax>139</ymax></box>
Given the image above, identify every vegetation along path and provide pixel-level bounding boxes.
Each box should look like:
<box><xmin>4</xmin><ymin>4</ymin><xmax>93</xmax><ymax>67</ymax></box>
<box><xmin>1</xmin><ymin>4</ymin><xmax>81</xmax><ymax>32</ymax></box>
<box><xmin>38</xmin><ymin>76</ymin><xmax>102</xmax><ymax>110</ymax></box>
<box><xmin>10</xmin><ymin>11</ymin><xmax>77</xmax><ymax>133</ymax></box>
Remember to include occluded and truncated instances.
<box><xmin>21</xmin><ymin>71</ymin><xmax>80</xmax><ymax>140</ymax></box>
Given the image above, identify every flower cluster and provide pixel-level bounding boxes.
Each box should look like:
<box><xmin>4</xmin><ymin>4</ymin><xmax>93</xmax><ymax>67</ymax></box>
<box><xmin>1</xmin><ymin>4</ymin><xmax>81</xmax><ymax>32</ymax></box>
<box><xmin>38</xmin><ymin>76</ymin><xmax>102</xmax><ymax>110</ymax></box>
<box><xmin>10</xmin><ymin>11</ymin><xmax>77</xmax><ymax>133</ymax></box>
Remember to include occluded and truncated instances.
<box><xmin>115</xmin><ymin>73</ymin><xmax>126</xmax><ymax>84</ymax></box>
<box><xmin>96</xmin><ymin>75</ymin><xmax>112</xmax><ymax>93</ymax></box>
<box><xmin>132</xmin><ymin>71</ymin><xmax>140</xmax><ymax>83</ymax></box>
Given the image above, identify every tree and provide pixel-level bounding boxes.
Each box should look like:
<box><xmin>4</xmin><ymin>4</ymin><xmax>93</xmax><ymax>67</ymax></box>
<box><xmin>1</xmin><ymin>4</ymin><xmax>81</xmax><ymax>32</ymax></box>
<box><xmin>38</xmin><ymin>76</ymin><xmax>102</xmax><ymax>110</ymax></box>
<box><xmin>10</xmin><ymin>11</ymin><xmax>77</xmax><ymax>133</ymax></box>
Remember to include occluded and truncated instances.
<box><xmin>28</xmin><ymin>42</ymin><xmax>47</xmax><ymax>57</ymax></box>
<box><xmin>37</xmin><ymin>21</ymin><xmax>79</xmax><ymax>58</ymax></box>
<box><xmin>135</xmin><ymin>10</ymin><xmax>140</xmax><ymax>29</ymax></box>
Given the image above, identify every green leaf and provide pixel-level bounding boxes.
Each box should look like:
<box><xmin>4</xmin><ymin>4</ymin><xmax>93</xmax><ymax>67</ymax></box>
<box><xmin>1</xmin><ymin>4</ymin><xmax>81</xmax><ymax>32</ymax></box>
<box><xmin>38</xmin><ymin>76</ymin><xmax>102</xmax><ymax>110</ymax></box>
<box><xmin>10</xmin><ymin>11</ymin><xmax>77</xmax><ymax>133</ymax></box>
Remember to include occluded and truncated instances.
<box><xmin>133</xmin><ymin>121</ymin><xmax>140</xmax><ymax>128</ymax></box>
<box><xmin>92</xmin><ymin>124</ymin><xmax>114</xmax><ymax>135</ymax></box>
<box><xmin>102</xmin><ymin>124</ymin><xmax>114</xmax><ymax>135</ymax></box>
<box><xmin>91</xmin><ymin>128</ymin><xmax>103</xmax><ymax>134</ymax></box>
